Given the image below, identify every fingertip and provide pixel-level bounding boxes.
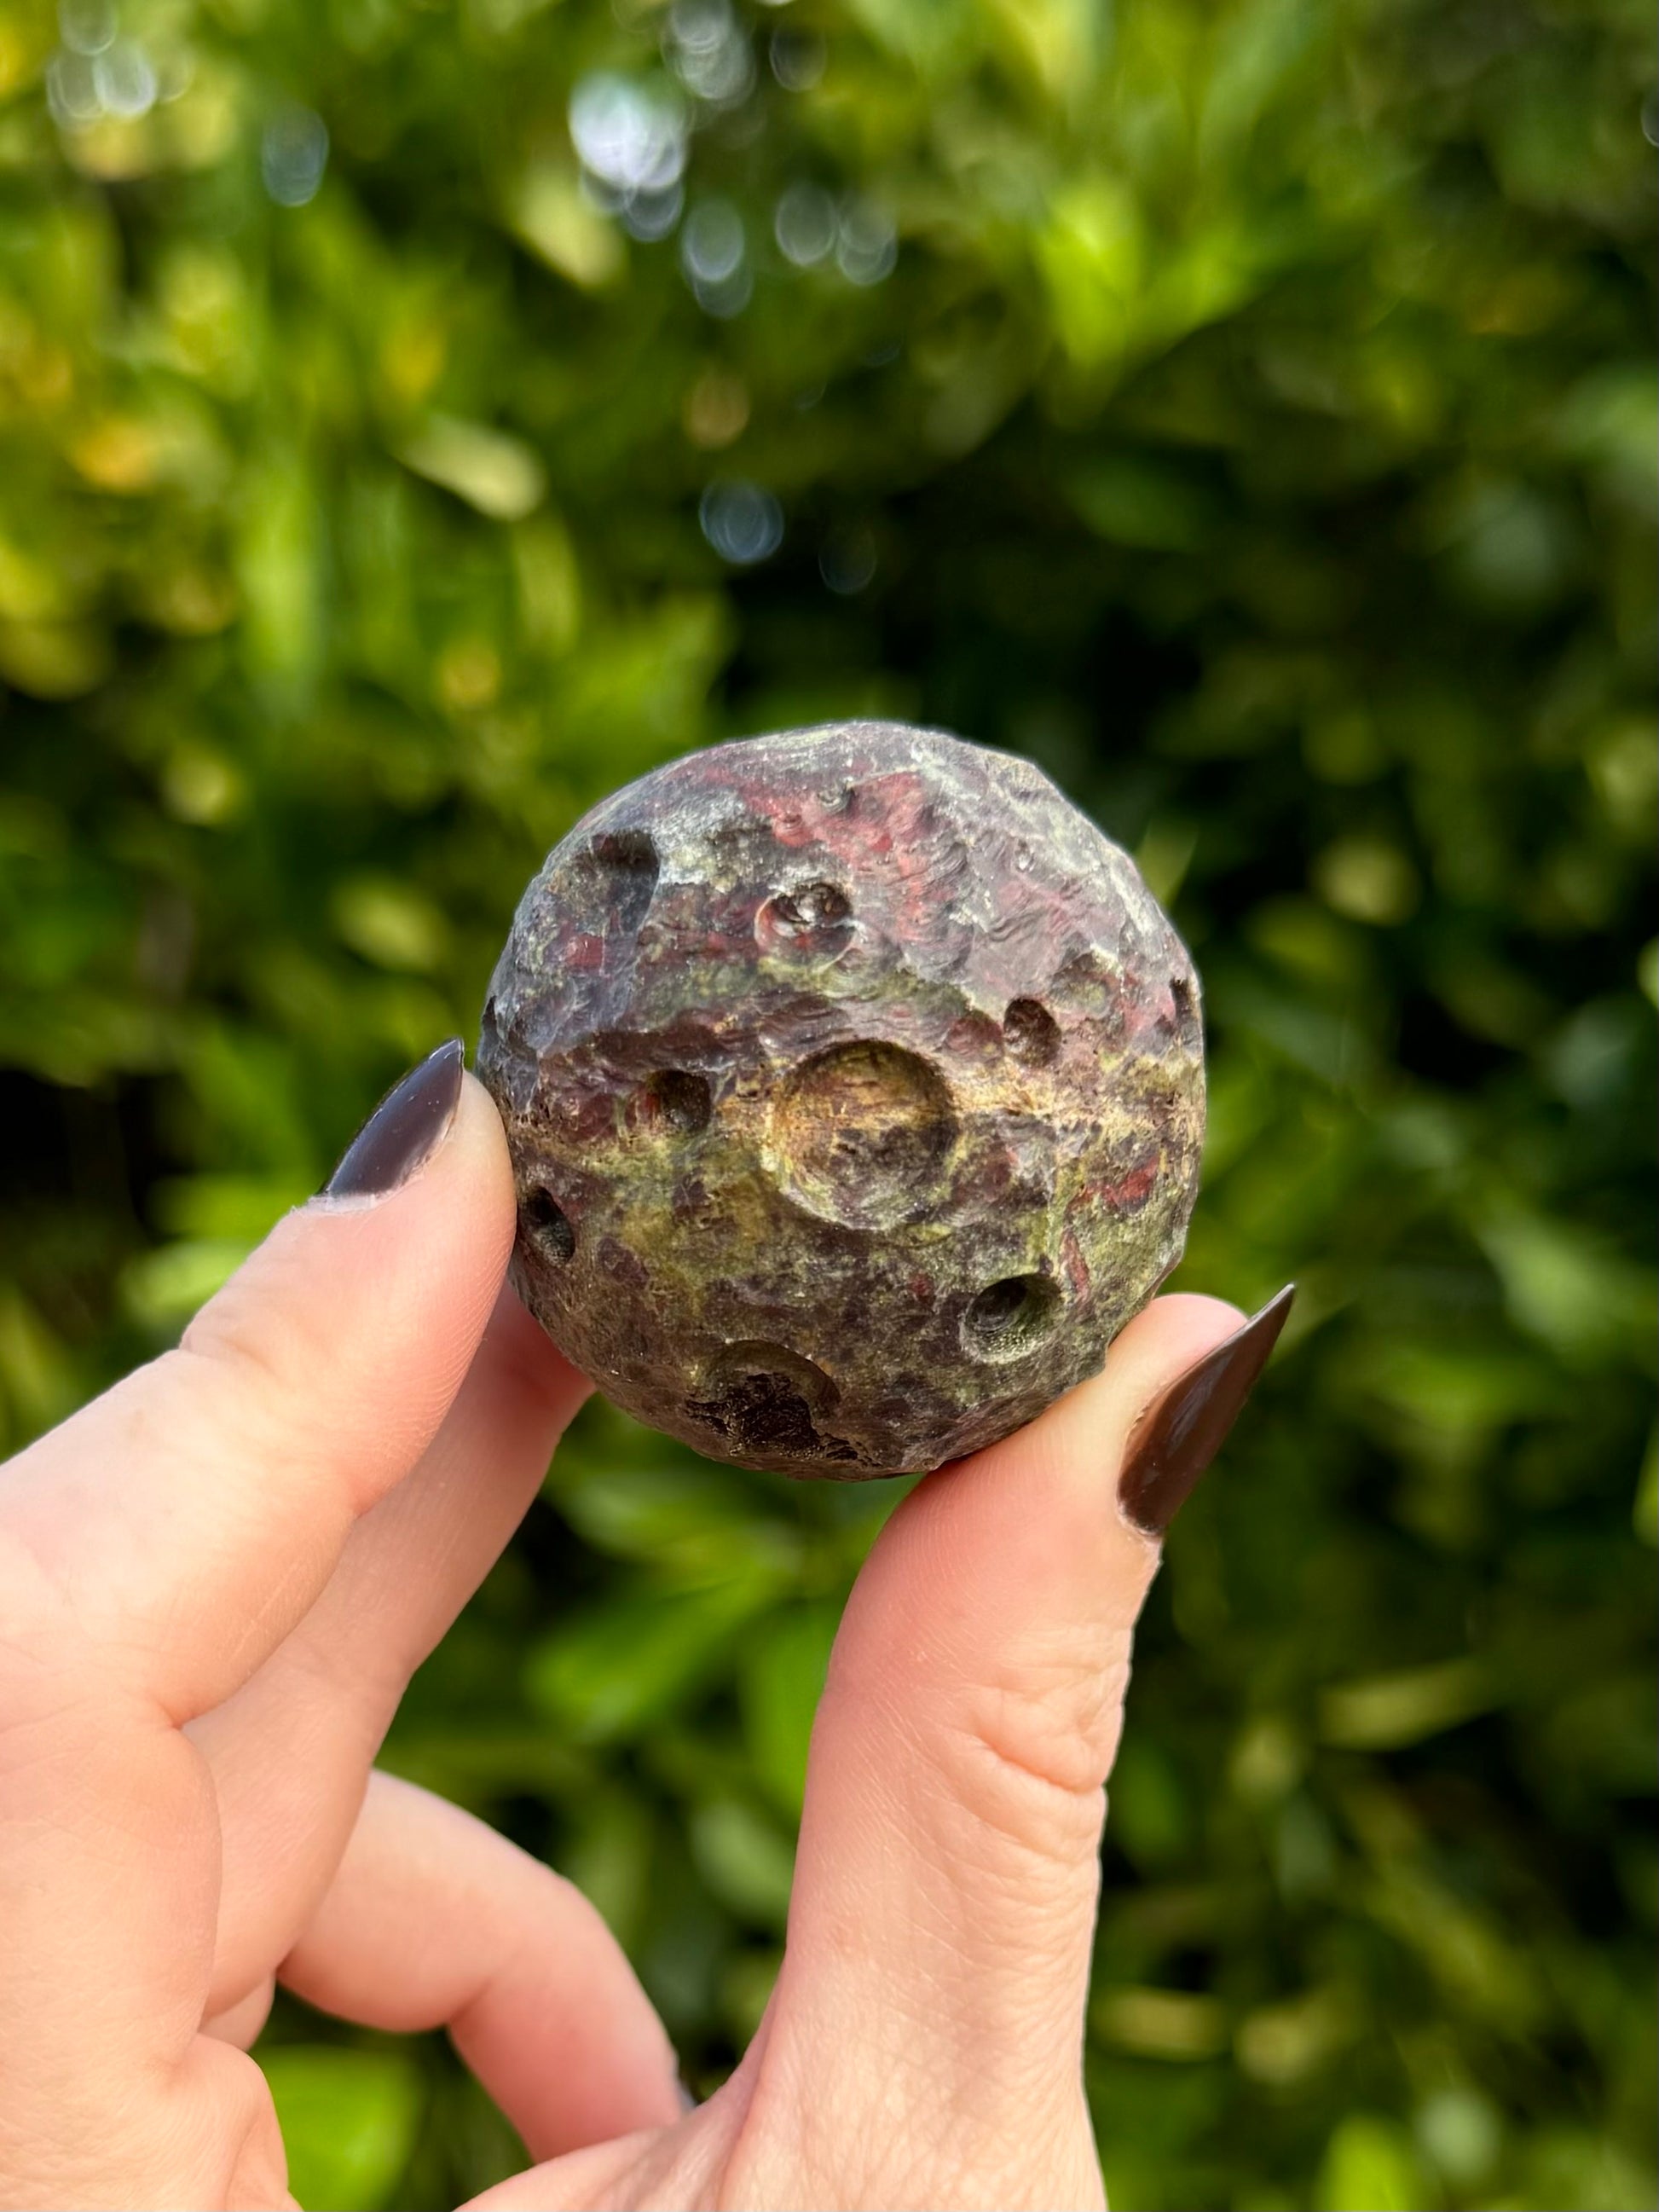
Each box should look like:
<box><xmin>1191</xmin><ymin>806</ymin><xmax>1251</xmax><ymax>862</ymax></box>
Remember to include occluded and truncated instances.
<box><xmin>861</xmin><ymin>1294</ymin><xmax>1257</xmax><ymax>1647</ymax></box>
<box><xmin>1040</xmin><ymin>1291</ymin><xmax>1247</xmax><ymax>1470</ymax></box>
<box><xmin>450</xmin><ymin>1064</ymin><xmax>517</xmax><ymax>1210</ymax></box>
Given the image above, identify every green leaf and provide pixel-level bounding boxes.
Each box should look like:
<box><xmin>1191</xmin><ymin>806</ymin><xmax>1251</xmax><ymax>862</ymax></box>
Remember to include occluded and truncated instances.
<box><xmin>523</xmin><ymin>1576</ymin><xmax>783</xmax><ymax>1744</ymax></box>
<box><xmin>261</xmin><ymin>2046</ymin><xmax>420</xmax><ymax>2212</ymax></box>
<box><xmin>690</xmin><ymin>1797</ymin><xmax>796</xmax><ymax>1927</ymax></box>
<box><xmin>1315</xmin><ymin>2116</ymin><xmax>1431</xmax><ymax>2212</ymax></box>
<box><xmin>738</xmin><ymin>1601</ymin><xmax>839</xmax><ymax>1817</ymax></box>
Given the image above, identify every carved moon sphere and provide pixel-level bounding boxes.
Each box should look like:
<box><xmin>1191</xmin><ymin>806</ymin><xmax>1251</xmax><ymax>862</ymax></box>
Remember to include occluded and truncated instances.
<box><xmin>477</xmin><ymin>723</ymin><xmax>1205</xmax><ymax>1479</ymax></box>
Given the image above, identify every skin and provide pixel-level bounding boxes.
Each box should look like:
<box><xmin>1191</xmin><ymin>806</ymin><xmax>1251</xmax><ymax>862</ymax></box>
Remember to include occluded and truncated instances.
<box><xmin>0</xmin><ymin>1075</ymin><xmax>1244</xmax><ymax>2211</ymax></box>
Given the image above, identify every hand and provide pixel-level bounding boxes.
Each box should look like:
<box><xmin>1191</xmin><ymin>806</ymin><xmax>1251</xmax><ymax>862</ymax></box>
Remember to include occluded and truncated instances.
<box><xmin>0</xmin><ymin>1041</ymin><xmax>1286</xmax><ymax>2210</ymax></box>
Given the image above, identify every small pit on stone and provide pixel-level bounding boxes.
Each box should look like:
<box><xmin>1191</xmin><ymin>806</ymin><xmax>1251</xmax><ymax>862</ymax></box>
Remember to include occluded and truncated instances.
<box><xmin>583</xmin><ymin>828</ymin><xmax>660</xmax><ymax>936</ymax></box>
<box><xmin>1003</xmin><ymin>997</ymin><xmax>1061</xmax><ymax>1067</ymax></box>
<box><xmin>962</xmin><ymin>1273</ymin><xmax>1060</xmax><ymax>1363</ymax></box>
<box><xmin>642</xmin><ymin>1068</ymin><xmax>712</xmax><ymax>1135</ymax></box>
<box><xmin>523</xmin><ymin>1188</ymin><xmax>575</xmax><ymax>1265</ymax></box>
<box><xmin>757</xmin><ymin>881</ymin><xmax>854</xmax><ymax>958</ymax></box>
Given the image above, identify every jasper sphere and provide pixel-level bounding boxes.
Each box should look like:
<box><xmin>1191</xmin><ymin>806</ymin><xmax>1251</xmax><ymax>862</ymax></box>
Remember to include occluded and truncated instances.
<box><xmin>477</xmin><ymin>723</ymin><xmax>1205</xmax><ymax>1477</ymax></box>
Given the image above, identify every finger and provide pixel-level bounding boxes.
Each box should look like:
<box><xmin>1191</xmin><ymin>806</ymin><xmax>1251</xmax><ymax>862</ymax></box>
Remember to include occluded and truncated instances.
<box><xmin>280</xmin><ymin>1771</ymin><xmax>683</xmax><ymax>2161</ymax></box>
<box><xmin>1</xmin><ymin>1048</ymin><xmax>514</xmax><ymax>1723</ymax></box>
<box><xmin>203</xmin><ymin>1977</ymin><xmax>275</xmax><ymax>2050</ymax></box>
<box><xmin>750</xmin><ymin>1292</ymin><xmax>1287</xmax><ymax>2195</ymax></box>
<box><xmin>194</xmin><ymin>1287</ymin><xmax>587</xmax><ymax>2006</ymax></box>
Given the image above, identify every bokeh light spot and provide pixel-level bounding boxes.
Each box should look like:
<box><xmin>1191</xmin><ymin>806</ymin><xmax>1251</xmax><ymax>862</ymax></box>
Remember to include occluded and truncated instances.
<box><xmin>262</xmin><ymin>107</ymin><xmax>329</xmax><ymax>207</ymax></box>
<box><xmin>771</xmin><ymin>30</ymin><xmax>825</xmax><ymax>90</ymax></box>
<box><xmin>700</xmin><ymin>480</ymin><xmax>783</xmax><ymax>565</ymax></box>
<box><xmin>94</xmin><ymin>39</ymin><xmax>155</xmax><ymax>119</ymax></box>
<box><xmin>57</xmin><ymin>0</ymin><xmax>114</xmax><ymax>57</ymax></box>
<box><xmin>775</xmin><ymin>181</ymin><xmax>836</xmax><ymax>267</ymax></box>
<box><xmin>682</xmin><ymin>199</ymin><xmax>751</xmax><ymax>316</ymax></box>
<box><xmin>836</xmin><ymin>200</ymin><xmax>897</xmax><ymax>286</ymax></box>
<box><xmin>569</xmin><ymin>72</ymin><xmax>687</xmax><ymax>197</ymax></box>
<box><xmin>665</xmin><ymin>0</ymin><xmax>754</xmax><ymax>107</ymax></box>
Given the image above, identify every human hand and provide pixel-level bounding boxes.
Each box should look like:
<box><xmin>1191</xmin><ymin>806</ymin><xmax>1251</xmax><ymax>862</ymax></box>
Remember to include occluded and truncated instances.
<box><xmin>0</xmin><ymin>1041</ymin><xmax>1288</xmax><ymax>2210</ymax></box>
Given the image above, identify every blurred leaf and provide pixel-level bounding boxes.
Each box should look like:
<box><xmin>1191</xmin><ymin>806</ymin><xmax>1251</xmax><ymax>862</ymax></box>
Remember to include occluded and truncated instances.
<box><xmin>1478</xmin><ymin>1208</ymin><xmax>1657</xmax><ymax>1366</ymax></box>
<box><xmin>120</xmin><ymin>1238</ymin><xmax>250</xmax><ymax>1331</ymax></box>
<box><xmin>689</xmin><ymin>1797</ymin><xmax>795</xmax><ymax>1927</ymax></box>
<box><xmin>332</xmin><ymin>877</ymin><xmax>450</xmax><ymax>974</ymax></box>
<box><xmin>1315</xmin><ymin>2115</ymin><xmax>1431</xmax><ymax>2212</ymax></box>
<box><xmin>557</xmin><ymin>1462</ymin><xmax>800</xmax><ymax>1581</ymax></box>
<box><xmin>262</xmin><ymin>2046</ymin><xmax>421</xmax><ymax>2212</ymax></box>
<box><xmin>397</xmin><ymin>417</ymin><xmax>546</xmax><ymax>522</ymax></box>
<box><xmin>738</xmin><ymin>1601</ymin><xmax>839</xmax><ymax>1817</ymax></box>
<box><xmin>1092</xmin><ymin>1987</ymin><xmax>1229</xmax><ymax>2061</ymax></box>
<box><xmin>1320</xmin><ymin>1658</ymin><xmax>1500</xmax><ymax>1751</ymax></box>
<box><xmin>523</xmin><ymin>1575</ymin><xmax>783</xmax><ymax>1743</ymax></box>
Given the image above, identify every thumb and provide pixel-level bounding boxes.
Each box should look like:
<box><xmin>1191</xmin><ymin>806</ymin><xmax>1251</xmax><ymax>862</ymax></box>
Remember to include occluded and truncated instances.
<box><xmin>752</xmin><ymin>1290</ymin><xmax>1292</xmax><ymax>2203</ymax></box>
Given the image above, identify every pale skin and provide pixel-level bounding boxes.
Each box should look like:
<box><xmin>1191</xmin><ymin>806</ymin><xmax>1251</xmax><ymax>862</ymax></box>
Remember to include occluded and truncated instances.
<box><xmin>0</xmin><ymin>1076</ymin><xmax>1245</xmax><ymax>2210</ymax></box>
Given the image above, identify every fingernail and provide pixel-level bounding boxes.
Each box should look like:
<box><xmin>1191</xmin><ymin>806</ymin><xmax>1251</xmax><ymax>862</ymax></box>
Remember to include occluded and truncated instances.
<box><xmin>323</xmin><ymin>1039</ymin><xmax>465</xmax><ymax>1200</ymax></box>
<box><xmin>676</xmin><ymin>2077</ymin><xmax>698</xmax><ymax>2114</ymax></box>
<box><xmin>1119</xmin><ymin>1286</ymin><xmax>1295</xmax><ymax>1535</ymax></box>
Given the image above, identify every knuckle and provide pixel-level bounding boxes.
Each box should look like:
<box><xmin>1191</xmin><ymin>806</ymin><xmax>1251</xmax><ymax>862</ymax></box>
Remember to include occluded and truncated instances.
<box><xmin>0</xmin><ymin>1527</ymin><xmax>75</xmax><ymax>1696</ymax></box>
<box><xmin>0</xmin><ymin>1529</ymin><xmax>105</xmax><ymax>1771</ymax></box>
<box><xmin>931</xmin><ymin>1642</ymin><xmax>1131</xmax><ymax>1863</ymax></box>
<box><xmin>176</xmin><ymin>1300</ymin><xmax>293</xmax><ymax>1420</ymax></box>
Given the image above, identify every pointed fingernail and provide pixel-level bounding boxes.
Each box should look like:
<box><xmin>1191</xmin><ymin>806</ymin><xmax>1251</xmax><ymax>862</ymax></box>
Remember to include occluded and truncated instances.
<box><xmin>1119</xmin><ymin>1286</ymin><xmax>1296</xmax><ymax>1535</ymax></box>
<box><xmin>323</xmin><ymin>1039</ymin><xmax>465</xmax><ymax>1201</ymax></box>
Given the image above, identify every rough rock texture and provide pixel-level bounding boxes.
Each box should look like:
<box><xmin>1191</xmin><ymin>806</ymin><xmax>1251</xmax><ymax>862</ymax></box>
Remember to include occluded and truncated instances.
<box><xmin>478</xmin><ymin>723</ymin><xmax>1205</xmax><ymax>1478</ymax></box>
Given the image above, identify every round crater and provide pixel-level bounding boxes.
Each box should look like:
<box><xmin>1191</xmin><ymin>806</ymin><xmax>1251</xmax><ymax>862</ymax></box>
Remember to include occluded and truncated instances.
<box><xmin>685</xmin><ymin>1341</ymin><xmax>852</xmax><ymax>1462</ymax></box>
<box><xmin>961</xmin><ymin>1273</ymin><xmax>1061</xmax><ymax>1364</ymax></box>
<box><xmin>765</xmin><ymin>1039</ymin><xmax>956</xmax><ymax>1230</ymax></box>
<box><xmin>756</xmin><ymin>880</ymin><xmax>854</xmax><ymax>959</ymax></box>
<box><xmin>523</xmin><ymin>1187</ymin><xmax>575</xmax><ymax>1265</ymax></box>
<box><xmin>1003</xmin><ymin>996</ymin><xmax>1061</xmax><ymax>1068</ymax></box>
<box><xmin>1167</xmin><ymin>975</ymin><xmax>1200</xmax><ymax>1045</ymax></box>
<box><xmin>639</xmin><ymin>1068</ymin><xmax>713</xmax><ymax>1136</ymax></box>
<box><xmin>581</xmin><ymin>828</ymin><xmax>660</xmax><ymax>936</ymax></box>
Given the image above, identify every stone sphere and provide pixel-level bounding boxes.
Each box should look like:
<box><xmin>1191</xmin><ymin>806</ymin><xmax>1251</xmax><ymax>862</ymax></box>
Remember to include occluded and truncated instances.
<box><xmin>477</xmin><ymin>723</ymin><xmax>1205</xmax><ymax>1478</ymax></box>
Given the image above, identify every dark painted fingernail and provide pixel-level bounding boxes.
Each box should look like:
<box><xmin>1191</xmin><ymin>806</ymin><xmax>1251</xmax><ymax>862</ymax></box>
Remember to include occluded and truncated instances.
<box><xmin>324</xmin><ymin>1039</ymin><xmax>465</xmax><ymax>1200</ymax></box>
<box><xmin>1119</xmin><ymin>1286</ymin><xmax>1295</xmax><ymax>1535</ymax></box>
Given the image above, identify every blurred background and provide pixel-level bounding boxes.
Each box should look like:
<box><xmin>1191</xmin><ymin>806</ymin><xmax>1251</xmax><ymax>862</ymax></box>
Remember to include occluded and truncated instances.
<box><xmin>1</xmin><ymin>0</ymin><xmax>1654</xmax><ymax>2204</ymax></box>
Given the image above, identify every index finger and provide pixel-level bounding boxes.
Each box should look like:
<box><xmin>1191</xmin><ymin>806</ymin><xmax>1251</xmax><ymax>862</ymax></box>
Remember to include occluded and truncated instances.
<box><xmin>0</xmin><ymin>1056</ymin><xmax>514</xmax><ymax>1723</ymax></box>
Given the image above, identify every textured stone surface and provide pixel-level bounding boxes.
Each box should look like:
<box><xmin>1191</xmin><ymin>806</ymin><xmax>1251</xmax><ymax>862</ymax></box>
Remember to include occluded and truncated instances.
<box><xmin>478</xmin><ymin>723</ymin><xmax>1205</xmax><ymax>1478</ymax></box>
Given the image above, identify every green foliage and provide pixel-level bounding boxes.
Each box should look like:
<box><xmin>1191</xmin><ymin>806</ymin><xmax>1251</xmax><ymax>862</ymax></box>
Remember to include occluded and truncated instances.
<box><xmin>263</xmin><ymin>2047</ymin><xmax>423</xmax><ymax>2212</ymax></box>
<box><xmin>1</xmin><ymin>0</ymin><xmax>1653</xmax><ymax>2207</ymax></box>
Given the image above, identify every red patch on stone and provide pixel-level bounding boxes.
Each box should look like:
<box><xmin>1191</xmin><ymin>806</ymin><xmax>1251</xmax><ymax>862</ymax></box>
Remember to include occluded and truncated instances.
<box><xmin>1103</xmin><ymin>1158</ymin><xmax>1160</xmax><ymax>1212</ymax></box>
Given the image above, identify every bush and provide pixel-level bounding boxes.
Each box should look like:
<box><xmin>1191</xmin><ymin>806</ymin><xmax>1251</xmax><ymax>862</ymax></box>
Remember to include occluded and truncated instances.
<box><xmin>1</xmin><ymin>0</ymin><xmax>1653</xmax><ymax>2203</ymax></box>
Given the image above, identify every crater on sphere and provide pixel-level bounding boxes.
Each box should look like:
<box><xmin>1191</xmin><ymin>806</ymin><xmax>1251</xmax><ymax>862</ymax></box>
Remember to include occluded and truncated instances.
<box><xmin>1003</xmin><ymin>996</ymin><xmax>1061</xmax><ymax>1067</ymax></box>
<box><xmin>639</xmin><ymin>1068</ymin><xmax>712</xmax><ymax>1134</ymax></box>
<box><xmin>962</xmin><ymin>1272</ymin><xmax>1060</xmax><ymax>1363</ymax></box>
<box><xmin>685</xmin><ymin>1341</ymin><xmax>855</xmax><ymax>1462</ymax></box>
<box><xmin>756</xmin><ymin>880</ymin><xmax>854</xmax><ymax>959</ymax></box>
<box><xmin>764</xmin><ymin>1039</ymin><xmax>956</xmax><ymax>1230</ymax></box>
<box><xmin>523</xmin><ymin>1187</ymin><xmax>575</xmax><ymax>1265</ymax></box>
<box><xmin>568</xmin><ymin>827</ymin><xmax>660</xmax><ymax>940</ymax></box>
